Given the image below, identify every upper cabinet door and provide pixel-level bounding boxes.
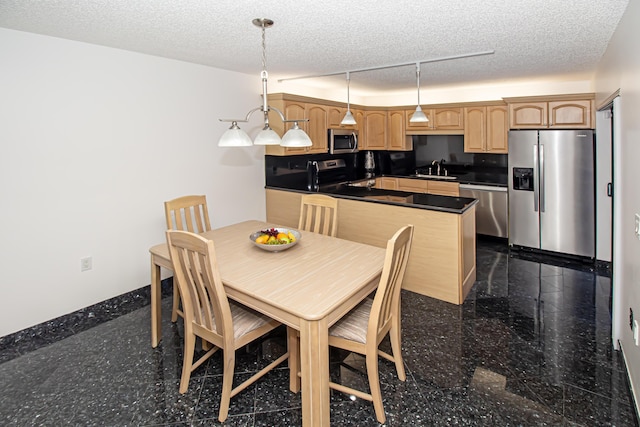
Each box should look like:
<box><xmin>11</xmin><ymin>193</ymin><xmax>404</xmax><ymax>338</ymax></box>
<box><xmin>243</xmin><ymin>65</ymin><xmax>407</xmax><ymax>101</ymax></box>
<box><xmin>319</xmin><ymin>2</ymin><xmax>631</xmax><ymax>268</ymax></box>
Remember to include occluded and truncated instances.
<box><xmin>463</xmin><ymin>106</ymin><xmax>486</xmax><ymax>153</ymax></box>
<box><xmin>509</xmin><ymin>99</ymin><xmax>593</xmax><ymax>129</ymax></box>
<box><xmin>486</xmin><ymin>106</ymin><xmax>508</xmax><ymax>152</ymax></box>
<box><xmin>305</xmin><ymin>103</ymin><xmax>329</xmax><ymax>154</ymax></box>
<box><xmin>362</xmin><ymin>111</ymin><xmax>387</xmax><ymax>150</ymax></box>
<box><xmin>464</xmin><ymin>105</ymin><xmax>508</xmax><ymax>153</ymax></box>
<box><xmin>548</xmin><ymin>100</ymin><xmax>592</xmax><ymax>128</ymax></box>
<box><xmin>387</xmin><ymin>110</ymin><xmax>411</xmax><ymax>151</ymax></box>
<box><xmin>266</xmin><ymin>100</ymin><xmax>309</xmax><ymax>155</ymax></box>
<box><xmin>327</xmin><ymin>106</ymin><xmax>345</xmax><ymax>128</ymax></box>
<box><xmin>405</xmin><ymin>109</ymin><xmax>434</xmax><ymax>131</ymax></box>
<box><xmin>432</xmin><ymin>108</ymin><xmax>464</xmax><ymax>130</ymax></box>
<box><xmin>509</xmin><ymin>102</ymin><xmax>548</xmax><ymax>128</ymax></box>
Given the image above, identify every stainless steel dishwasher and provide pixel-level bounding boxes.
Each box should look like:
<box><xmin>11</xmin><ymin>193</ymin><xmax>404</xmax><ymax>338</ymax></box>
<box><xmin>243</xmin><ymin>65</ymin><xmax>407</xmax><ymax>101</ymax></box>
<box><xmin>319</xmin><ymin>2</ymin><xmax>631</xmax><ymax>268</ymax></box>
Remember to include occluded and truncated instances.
<box><xmin>459</xmin><ymin>184</ymin><xmax>508</xmax><ymax>238</ymax></box>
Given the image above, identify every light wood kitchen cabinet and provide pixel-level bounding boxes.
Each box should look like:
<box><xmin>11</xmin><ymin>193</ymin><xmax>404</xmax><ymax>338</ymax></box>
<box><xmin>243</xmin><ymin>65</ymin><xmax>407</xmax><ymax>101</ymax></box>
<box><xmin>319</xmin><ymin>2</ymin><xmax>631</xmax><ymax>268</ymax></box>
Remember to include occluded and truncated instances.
<box><xmin>405</xmin><ymin>109</ymin><xmax>434</xmax><ymax>131</ymax></box>
<box><xmin>464</xmin><ymin>105</ymin><xmax>508</xmax><ymax>153</ymax></box>
<box><xmin>375</xmin><ymin>177</ymin><xmax>398</xmax><ymax>190</ymax></box>
<box><xmin>548</xmin><ymin>100</ymin><xmax>592</xmax><ymax>128</ymax></box>
<box><xmin>507</xmin><ymin>96</ymin><xmax>593</xmax><ymax>129</ymax></box>
<box><xmin>327</xmin><ymin>106</ymin><xmax>359</xmax><ymax>130</ymax></box>
<box><xmin>265</xmin><ymin>99</ymin><xmax>328</xmax><ymax>155</ymax></box>
<box><xmin>361</xmin><ymin>110</ymin><xmax>387</xmax><ymax>150</ymax></box>
<box><xmin>427</xmin><ymin>181</ymin><xmax>460</xmax><ymax>196</ymax></box>
<box><xmin>508</xmin><ymin>102</ymin><xmax>547</xmax><ymax>128</ymax></box>
<box><xmin>266</xmin><ymin>100</ymin><xmax>308</xmax><ymax>155</ymax></box>
<box><xmin>386</xmin><ymin>177</ymin><xmax>459</xmax><ymax>196</ymax></box>
<box><xmin>387</xmin><ymin>110</ymin><xmax>412</xmax><ymax>151</ymax></box>
<box><xmin>396</xmin><ymin>178</ymin><xmax>429</xmax><ymax>193</ymax></box>
<box><xmin>405</xmin><ymin>107</ymin><xmax>464</xmax><ymax>132</ymax></box>
<box><xmin>305</xmin><ymin>103</ymin><xmax>329</xmax><ymax>153</ymax></box>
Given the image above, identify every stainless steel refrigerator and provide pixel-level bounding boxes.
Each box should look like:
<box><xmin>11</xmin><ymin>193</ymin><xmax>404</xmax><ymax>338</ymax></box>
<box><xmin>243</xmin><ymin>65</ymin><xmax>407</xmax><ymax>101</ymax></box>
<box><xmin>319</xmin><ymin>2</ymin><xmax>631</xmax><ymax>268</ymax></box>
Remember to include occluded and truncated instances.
<box><xmin>508</xmin><ymin>130</ymin><xmax>595</xmax><ymax>258</ymax></box>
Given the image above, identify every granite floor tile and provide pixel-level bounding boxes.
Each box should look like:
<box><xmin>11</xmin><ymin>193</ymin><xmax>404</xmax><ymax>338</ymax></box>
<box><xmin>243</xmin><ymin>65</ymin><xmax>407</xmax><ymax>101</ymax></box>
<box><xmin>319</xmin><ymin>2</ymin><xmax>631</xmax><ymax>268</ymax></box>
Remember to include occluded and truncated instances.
<box><xmin>0</xmin><ymin>240</ymin><xmax>637</xmax><ymax>426</ymax></box>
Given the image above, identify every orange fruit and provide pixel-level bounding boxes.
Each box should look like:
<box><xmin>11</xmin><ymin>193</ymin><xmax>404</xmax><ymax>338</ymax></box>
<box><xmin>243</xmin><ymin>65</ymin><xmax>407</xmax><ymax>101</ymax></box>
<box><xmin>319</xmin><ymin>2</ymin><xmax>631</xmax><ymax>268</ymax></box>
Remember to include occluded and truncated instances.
<box><xmin>276</xmin><ymin>232</ymin><xmax>288</xmax><ymax>240</ymax></box>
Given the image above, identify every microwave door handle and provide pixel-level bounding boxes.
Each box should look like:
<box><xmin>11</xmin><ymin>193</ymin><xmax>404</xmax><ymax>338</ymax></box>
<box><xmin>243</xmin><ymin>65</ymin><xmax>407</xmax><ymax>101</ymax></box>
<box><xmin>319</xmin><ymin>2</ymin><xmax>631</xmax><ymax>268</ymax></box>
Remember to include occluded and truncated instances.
<box><xmin>352</xmin><ymin>132</ymin><xmax>358</xmax><ymax>152</ymax></box>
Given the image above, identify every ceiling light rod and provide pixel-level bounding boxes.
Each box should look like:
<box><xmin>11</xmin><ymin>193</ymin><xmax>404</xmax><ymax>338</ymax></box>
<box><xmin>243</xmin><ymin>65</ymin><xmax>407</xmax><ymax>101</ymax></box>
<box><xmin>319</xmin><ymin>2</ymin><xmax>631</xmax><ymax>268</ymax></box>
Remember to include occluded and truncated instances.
<box><xmin>410</xmin><ymin>62</ymin><xmax>428</xmax><ymax>123</ymax></box>
<box><xmin>218</xmin><ymin>18</ymin><xmax>311</xmax><ymax>147</ymax></box>
<box><xmin>340</xmin><ymin>71</ymin><xmax>356</xmax><ymax>125</ymax></box>
<box><xmin>277</xmin><ymin>50</ymin><xmax>495</xmax><ymax>82</ymax></box>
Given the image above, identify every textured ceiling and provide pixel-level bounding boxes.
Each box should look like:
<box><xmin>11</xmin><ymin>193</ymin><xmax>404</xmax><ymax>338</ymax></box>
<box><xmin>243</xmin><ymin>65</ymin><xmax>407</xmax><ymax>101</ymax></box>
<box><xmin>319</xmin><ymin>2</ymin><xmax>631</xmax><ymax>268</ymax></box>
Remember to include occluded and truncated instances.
<box><xmin>0</xmin><ymin>0</ymin><xmax>629</xmax><ymax>94</ymax></box>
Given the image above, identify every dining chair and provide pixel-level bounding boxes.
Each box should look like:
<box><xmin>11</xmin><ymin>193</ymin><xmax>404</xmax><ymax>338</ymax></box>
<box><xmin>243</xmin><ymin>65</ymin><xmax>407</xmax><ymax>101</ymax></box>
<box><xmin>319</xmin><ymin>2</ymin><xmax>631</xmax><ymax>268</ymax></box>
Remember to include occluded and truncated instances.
<box><xmin>327</xmin><ymin>224</ymin><xmax>414</xmax><ymax>424</ymax></box>
<box><xmin>298</xmin><ymin>194</ymin><xmax>338</xmax><ymax>236</ymax></box>
<box><xmin>164</xmin><ymin>195</ymin><xmax>211</xmax><ymax>322</ymax></box>
<box><xmin>166</xmin><ymin>229</ymin><xmax>288</xmax><ymax>422</ymax></box>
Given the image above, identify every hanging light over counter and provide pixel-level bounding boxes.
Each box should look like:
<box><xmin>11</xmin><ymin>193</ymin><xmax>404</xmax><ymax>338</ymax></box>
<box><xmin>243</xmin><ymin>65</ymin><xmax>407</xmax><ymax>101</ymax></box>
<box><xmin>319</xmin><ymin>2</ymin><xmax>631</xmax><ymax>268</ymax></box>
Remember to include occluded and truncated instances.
<box><xmin>340</xmin><ymin>72</ymin><xmax>357</xmax><ymax>125</ymax></box>
<box><xmin>409</xmin><ymin>63</ymin><xmax>429</xmax><ymax>123</ymax></box>
<box><xmin>218</xmin><ymin>19</ymin><xmax>312</xmax><ymax>148</ymax></box>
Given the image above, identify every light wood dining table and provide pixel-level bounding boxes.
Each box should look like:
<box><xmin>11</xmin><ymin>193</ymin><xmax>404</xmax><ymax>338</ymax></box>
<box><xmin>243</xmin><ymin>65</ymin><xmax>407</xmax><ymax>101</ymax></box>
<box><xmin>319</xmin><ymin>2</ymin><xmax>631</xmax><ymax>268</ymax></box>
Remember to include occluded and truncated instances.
<box><xmin>148</xmin><ymin>220</ymin><xmax>385</xmax><ymax>426</ymax></box>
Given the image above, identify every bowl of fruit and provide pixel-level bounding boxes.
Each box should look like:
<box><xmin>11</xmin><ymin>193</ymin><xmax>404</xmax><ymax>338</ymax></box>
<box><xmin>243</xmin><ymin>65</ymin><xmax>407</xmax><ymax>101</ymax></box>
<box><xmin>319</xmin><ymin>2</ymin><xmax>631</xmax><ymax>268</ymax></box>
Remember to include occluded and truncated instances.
<box><xmin>250</xmin><ymin>227</ymin><xmax>301</xmax><ymax>252</ymax></box>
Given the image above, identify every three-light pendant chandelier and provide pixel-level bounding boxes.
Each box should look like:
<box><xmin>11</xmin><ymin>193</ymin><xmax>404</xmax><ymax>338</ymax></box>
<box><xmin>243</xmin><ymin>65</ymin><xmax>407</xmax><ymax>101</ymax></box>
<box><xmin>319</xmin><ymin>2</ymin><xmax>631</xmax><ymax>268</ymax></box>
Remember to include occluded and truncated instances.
<box><xmin>218</xmin><ymin>18</ymin><xmax>494</xmax><ymax>147</ymax></box>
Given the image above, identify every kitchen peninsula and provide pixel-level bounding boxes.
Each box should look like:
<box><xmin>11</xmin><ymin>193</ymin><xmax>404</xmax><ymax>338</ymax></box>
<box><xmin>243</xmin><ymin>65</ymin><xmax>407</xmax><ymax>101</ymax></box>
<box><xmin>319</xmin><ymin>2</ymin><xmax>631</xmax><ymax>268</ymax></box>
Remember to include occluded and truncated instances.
<box><xmin>266</xmin><ymin>185</ymin><xmax>477</xmax><ymax>305</ymax></box>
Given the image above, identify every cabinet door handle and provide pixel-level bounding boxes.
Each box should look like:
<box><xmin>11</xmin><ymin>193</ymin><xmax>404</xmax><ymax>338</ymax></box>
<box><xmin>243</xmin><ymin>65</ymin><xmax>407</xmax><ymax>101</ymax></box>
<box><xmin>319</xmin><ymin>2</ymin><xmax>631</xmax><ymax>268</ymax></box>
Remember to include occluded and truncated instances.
<box><xmin>607</xmin><ymin>183</ymin><xmax>613</xmax><ymax>197</ymax></box>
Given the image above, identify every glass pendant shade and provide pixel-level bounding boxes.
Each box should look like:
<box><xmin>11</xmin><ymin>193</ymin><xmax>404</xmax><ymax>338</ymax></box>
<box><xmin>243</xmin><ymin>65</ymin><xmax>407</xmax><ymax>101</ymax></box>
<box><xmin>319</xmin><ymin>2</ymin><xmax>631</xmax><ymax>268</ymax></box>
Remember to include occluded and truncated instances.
<box><xmin>218</xmin><ymin>122</ymin><xmax>253</xmax><ymax>147</ymax></box>
<box><xmin>341</xmin><ymin>109</ymin><xmax>357</xmax><ymax>125</ymax></box>
<box><xmin>253</xmin><ymin>126</ymin><xmax>282</xmax><ymax>145</ymax></box>
<box><xmin>410</xmin><ymin>105</ymin><xmax>429</xmax><ymax>123</ymax></box>
<box><xmin>280</xmin><ymin>122</ymin><xmax>313</xmax><ymax>147</ymax></box>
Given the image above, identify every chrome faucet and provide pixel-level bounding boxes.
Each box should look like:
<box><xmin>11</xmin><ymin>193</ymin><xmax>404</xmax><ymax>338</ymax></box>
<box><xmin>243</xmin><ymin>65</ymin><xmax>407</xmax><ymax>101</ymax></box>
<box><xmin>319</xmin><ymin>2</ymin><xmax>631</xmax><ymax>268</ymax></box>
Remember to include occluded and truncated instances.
<box><xmin>431</xmin><ymin>160</ymin><xmax>441</xmax><ymax>176</ymax></box>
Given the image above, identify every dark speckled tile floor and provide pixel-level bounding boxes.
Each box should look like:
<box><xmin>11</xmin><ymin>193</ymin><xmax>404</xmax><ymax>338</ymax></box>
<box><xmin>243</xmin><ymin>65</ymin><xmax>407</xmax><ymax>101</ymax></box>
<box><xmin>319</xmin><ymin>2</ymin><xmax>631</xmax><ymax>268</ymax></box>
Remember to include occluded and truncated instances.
<box><xmin>0</xmin><ymin>239</ymin><xmax>638</xmax><ymax>426</ymax></box>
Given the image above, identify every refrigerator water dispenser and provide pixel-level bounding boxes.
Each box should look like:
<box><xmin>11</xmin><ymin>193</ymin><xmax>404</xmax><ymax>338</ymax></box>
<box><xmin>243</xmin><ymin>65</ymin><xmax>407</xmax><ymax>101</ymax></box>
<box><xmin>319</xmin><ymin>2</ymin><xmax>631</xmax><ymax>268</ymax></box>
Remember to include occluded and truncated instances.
<box><xmin>512</xmin><ymin>167</ymin><xmax>534</xmax><ymax>191</ymax></box>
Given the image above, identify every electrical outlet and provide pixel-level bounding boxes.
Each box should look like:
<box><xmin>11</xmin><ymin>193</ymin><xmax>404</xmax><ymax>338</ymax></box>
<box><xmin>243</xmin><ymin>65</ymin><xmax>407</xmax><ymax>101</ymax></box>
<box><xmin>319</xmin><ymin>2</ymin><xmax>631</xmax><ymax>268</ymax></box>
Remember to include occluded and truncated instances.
<box><xmin>634</xmin><ymin>320</ymin><xmax>640</xmax><ymax>346</ymax></box>
<box><xmin>635</xmin><ymin>213</ymin><xmax>640</xmax><ymax>241</ymax></box>
<box><xmin>80</xmin><ymin>256</ymin><xmax>92</xmax><ymax>272</ymax></box>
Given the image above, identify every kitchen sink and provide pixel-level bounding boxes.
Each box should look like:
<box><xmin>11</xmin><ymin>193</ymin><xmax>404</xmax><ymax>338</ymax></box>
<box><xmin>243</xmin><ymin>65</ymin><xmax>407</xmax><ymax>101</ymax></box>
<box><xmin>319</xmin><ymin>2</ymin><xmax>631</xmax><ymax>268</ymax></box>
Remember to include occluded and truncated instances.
<box><xmin>412</xmin><ymin>174</ymin><xmax>458</xmax><ymax>180</ymax></box>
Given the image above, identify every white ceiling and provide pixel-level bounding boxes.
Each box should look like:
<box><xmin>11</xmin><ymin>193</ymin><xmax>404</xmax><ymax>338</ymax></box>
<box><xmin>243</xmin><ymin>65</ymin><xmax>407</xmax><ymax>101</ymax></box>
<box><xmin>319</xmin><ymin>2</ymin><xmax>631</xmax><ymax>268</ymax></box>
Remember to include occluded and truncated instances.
<box><xmin>0</xmin><ymin>1</ymin><xmax>629</xmax><ymax>94</ymax></box>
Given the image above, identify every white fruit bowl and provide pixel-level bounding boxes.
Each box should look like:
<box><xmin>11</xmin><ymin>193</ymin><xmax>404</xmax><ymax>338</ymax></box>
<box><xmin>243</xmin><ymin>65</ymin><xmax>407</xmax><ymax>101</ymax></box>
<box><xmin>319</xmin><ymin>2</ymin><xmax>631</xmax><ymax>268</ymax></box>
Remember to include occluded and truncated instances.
<box><xmin>249</xmin><ymin>228</ymin><xmax>301</xmax><ymax>252</ymax></box>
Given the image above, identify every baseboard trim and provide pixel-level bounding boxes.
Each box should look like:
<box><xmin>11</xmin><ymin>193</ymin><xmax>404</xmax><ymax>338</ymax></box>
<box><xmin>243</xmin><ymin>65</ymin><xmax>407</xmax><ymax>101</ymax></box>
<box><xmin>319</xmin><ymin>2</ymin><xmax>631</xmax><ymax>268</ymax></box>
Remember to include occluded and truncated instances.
<box><xmin>0</xmin><ymin>278</ymin><xmax>173</xmax><ymax>364</ymax></box>
<box><xmin>620</xmin><ymin>341</ymin><xmax>640</xmax><ymax>425</ymax></box>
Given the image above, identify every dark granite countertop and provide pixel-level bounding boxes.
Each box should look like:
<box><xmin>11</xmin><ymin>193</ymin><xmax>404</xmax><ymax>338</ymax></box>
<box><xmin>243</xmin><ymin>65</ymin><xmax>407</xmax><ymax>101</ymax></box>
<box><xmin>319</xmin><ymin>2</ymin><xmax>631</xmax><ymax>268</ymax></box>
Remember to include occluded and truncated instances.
<box><xmin>266</xmin><ymin>185</ymin><xmax>478</xmax><ymax>214</ymax></box>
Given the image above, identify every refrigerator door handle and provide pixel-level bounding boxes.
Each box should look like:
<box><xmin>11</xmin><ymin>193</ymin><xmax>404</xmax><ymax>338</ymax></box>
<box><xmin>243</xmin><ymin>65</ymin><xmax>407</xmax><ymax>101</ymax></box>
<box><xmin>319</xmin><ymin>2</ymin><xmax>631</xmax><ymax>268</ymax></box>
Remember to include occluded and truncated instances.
<box><xmin>539</xmin><ymin>144</ymin><xmax>545</xmax><ymax>212</ymax></box>
<box><xmin>533</xmin><ymin>144</ymin><xmax>539</xmax><ymax>212</ymax></box>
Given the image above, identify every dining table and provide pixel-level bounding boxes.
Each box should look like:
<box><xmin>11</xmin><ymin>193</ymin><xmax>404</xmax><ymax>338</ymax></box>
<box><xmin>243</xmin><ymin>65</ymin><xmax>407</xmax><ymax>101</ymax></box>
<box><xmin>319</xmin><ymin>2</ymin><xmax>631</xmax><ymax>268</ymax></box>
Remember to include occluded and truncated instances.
<box><xmin>148</xmin><ymin>219</ymin><xmax>386</xmax><ymax>426</ymax></box>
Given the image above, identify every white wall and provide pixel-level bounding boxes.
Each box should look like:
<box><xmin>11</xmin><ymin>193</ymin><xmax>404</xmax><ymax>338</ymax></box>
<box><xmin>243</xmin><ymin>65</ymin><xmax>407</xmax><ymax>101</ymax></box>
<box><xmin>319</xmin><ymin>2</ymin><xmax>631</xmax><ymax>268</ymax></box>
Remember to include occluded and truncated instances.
<box><xmin>0</xmin><ymin>28</ymin><xmax>268</xmax><ymax>336</ymax></box>
<box><xmin>594</xmin><ymin>0</ymin><xmax>640</xmax><ymax>411</ymax></box>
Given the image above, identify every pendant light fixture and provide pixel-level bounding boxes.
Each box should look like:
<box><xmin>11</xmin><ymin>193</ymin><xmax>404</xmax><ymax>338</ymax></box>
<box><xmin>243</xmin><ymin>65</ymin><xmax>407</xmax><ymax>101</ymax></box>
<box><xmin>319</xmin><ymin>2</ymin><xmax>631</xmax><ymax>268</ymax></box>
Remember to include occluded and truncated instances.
<box><xmin>409</xmin><ymin>62</ymin><xmax>429</xmax><ymax>123</ymax></box>
<box><xmin>340</xmin><ymin>72</ymin><xmax>357</xmax><ymax>125</ymax></box>
<box><xmin>218</xmin><ymin>19</ymin><xmax>312</xmax><ymax>147</ymax></box>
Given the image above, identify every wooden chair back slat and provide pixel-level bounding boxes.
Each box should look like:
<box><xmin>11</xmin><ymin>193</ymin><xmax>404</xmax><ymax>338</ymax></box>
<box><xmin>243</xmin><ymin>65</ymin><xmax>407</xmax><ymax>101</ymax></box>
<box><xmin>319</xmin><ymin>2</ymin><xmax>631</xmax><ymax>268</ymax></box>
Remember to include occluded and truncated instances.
<box><xmin>370</xmin><ymin>225</ymin><xmax>414</xmax><ymax>342</ymax></box>
<box><xmin>298</xmin><ymin>194</ymin><xmax>338</xmax><ymax>237</ymax></box>
<box><xmin>165</xmin><ymin>195</ymin><xmax>211</xmax><ymax>233</ymax></box>
<box><xmin>166</xmin><ymin>230</ymin><xmax>233</xmax><ymax>340</ymax></box>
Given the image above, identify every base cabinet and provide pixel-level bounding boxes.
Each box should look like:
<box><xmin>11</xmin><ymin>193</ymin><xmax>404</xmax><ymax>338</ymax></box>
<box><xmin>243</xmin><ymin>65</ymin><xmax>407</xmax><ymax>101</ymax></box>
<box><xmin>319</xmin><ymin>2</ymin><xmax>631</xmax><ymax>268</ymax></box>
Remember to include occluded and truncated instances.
<box><xmin>382</xmin><ymin>178</ymin><xmax>460</xmax><ymax>196</ymax></box>
<box><xmin>266</xmin><ymin>188</ymin><xmax>476</xmax><ymax>305</ymax></box>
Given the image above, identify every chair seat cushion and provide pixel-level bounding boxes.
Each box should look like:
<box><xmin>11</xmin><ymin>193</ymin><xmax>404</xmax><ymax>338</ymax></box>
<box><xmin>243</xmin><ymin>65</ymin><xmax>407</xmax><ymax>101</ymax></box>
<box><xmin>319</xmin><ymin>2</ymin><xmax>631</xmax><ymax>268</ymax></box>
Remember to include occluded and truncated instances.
<box><xmin>329</xmin><ymin>298</ymin><xmax>372</xmax><ymax>344</ymax></box>
<box><xmin>229</xmin><ymin>302</ymin><xmax>274</xmax><ymax>340</ymax></box>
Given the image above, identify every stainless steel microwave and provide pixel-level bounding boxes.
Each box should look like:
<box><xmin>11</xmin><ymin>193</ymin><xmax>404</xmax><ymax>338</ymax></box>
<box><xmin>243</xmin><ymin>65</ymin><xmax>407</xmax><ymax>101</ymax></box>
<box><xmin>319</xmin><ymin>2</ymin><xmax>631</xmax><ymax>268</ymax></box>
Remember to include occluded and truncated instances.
<box><xmin>328</xmin><ymin>129</ymin><xmax>358</xmax><ymax>154</ymax></box>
